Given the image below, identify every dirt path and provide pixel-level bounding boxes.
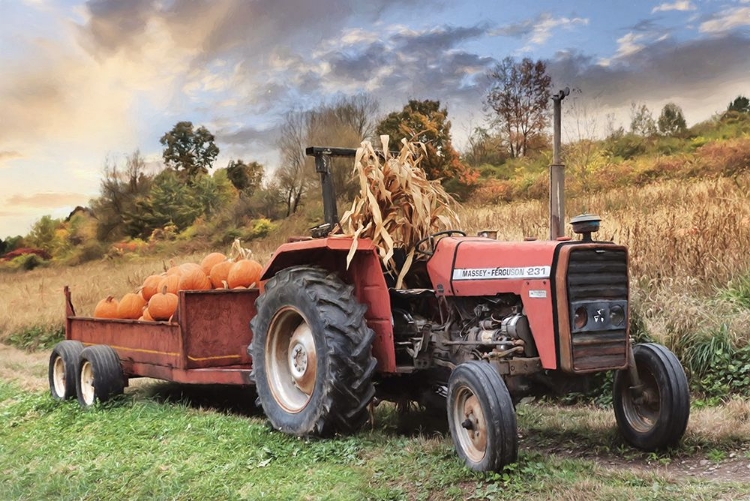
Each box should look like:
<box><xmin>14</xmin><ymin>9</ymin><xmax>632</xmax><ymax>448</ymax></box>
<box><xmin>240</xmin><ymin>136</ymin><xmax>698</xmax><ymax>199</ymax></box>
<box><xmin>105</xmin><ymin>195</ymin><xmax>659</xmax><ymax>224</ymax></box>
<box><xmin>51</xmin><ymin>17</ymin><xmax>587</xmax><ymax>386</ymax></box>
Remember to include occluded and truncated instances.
<box><xmin>523</xmin><ymin>436</ymin><xmax>750</xmax><ymax>483</ymax></box>
<box><xmin>2</xmin><ymin>343</ymin><xmax>749</xmax><ymax>484</ymax></box>
<box><xmin>0</xmin><ymin>343</ymin><xmax>48</xmax><ymax>391</ymax></box>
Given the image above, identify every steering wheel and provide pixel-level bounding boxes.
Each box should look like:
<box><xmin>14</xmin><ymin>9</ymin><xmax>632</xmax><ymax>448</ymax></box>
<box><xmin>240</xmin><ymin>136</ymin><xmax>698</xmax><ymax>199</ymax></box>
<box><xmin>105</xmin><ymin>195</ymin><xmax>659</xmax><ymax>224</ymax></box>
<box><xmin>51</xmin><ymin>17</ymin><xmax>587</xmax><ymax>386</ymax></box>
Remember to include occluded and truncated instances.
<box><xmin>414</xmin><ymin>230</ymin><xmax>467</xmax><ymax>258</ymax></box>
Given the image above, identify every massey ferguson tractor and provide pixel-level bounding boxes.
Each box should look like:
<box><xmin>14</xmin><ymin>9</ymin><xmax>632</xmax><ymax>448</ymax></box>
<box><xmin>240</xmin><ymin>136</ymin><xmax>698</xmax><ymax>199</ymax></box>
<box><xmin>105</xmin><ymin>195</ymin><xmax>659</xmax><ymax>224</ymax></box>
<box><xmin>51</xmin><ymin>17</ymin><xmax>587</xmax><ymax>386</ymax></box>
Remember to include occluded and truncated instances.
<box><xmin>51</xmin><ymin>147</ymin><xmax>690</xmax><ymax>474</ymax></box>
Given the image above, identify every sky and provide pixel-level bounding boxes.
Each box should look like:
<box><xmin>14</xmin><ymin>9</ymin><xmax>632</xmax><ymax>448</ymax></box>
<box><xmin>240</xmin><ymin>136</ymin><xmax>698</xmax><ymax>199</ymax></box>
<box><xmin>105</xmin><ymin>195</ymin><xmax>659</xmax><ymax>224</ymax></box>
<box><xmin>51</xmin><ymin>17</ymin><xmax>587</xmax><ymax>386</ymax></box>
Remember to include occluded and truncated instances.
<box><xmin>1</xmin><ymin>0</ymin><xmax>749</xmax><ymax>238</ymax></box>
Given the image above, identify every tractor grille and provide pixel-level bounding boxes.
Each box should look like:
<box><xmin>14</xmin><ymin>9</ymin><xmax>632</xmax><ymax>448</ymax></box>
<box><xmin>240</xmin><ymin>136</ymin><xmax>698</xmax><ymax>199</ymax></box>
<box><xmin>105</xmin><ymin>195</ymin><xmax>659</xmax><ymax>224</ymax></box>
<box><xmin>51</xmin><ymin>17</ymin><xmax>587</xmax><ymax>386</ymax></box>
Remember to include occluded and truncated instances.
<box><xmin>566</xmin><ymin>248</ymin><xmax>628</xmax><ymax>372</ymax></box>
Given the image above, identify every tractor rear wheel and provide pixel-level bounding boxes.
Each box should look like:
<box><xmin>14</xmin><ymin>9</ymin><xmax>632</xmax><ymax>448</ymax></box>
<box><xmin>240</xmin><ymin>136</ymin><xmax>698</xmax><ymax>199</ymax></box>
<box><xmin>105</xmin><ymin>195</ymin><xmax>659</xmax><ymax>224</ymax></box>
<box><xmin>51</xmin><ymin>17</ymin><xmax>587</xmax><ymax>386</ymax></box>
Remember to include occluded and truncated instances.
<box><xmin>613</xmin><ymin>343</ymin><xmax>690</xmax><ymax>450</ymax></box>
<box><xmin>250</xmin><ymin>266</ymin><xmax>377</xmax><ymax>436</ymax></box>
<box><xmin>76</xmin><ymin>345</ymin><xmax>125</xmax><ymax>407</ymax></box>
<box><xmin>49</xmin><ymin>341</ymin><xmax>84</xmax><ymax>400</ymax></box>
<box><xmin>447</xmin><ymin>361</ymin><xmax>518</xmax><ymax>472</ymax></box>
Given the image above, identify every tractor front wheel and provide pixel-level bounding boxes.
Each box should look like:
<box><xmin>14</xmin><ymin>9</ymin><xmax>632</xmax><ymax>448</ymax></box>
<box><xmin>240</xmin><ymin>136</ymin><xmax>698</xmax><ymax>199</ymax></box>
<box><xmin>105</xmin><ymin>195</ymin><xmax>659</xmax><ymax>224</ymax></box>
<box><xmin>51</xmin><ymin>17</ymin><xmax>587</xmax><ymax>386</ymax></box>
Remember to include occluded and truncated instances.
<box><xmin>250</xmin><ymin>266</ymin><xmax>376</xmax><ymax>436</ymax></box>
<box><xmin>447</xmin><ymin>361</ymin><xmax>518</xmax><ymax>472</ymax></box>
<box><xmin>613</xmin><ymin>343</ymin><xmax>690</xmax><ymax>450</ymax></box>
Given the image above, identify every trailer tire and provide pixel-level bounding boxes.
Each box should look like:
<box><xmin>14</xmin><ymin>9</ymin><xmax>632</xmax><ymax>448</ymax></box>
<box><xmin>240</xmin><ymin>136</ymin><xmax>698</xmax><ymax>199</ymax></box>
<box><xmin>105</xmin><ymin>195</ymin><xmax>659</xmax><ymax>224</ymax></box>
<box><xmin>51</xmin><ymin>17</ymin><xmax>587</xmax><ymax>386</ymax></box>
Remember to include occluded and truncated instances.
<box><xmin>613</xmin><ymin>343</ymin><xmax>690</xmax><ymax>451</ymax></box>
<box><xmin>447</xmin><ymin>361</ymin><xmax>518</xmax><ymax>472</ymax></box>
<box><xmin>76</xmin><ymin>345</ymin><xmax>125</xmax><ymax>408</ymax></box>
<box><xmin>49</xmin><ymin>341</ymin><xmax>84</xmax><ymax>400</ymax></box>
<box><xmin>250</xmin><ymin>266</ymin><xmax>376</xmax><ymax>436</ymax></box>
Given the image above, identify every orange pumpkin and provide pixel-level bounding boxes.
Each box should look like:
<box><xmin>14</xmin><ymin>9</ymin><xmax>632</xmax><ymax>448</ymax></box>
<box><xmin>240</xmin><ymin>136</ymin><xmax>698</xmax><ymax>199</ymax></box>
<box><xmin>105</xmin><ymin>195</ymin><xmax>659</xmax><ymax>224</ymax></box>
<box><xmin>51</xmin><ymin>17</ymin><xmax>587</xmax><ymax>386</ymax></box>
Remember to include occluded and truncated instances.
<box><xmin>142</xmin><ymin>307</ymin><xmax>154</xmax><ymax>322</ymax></box>
<box><xmin>141</xmin><ymin>274</ymin><xmax>163</xmax><ymax>301</ymax></box>
<box><xmin>227</xmin><ymin>259</ymin><xmax>263</xmax><ymax>288</ymax></box>
<box><xmin>209</xmin><ymin>261</ymin><xmax>234</xmax><ymax>289</ymax></box>
<box><xmin>148</xmin><ymin>288</ymin><xmax>179</xmax><ymax>321</ymax></box>
<box><xmin>200</xmin><ymin>252</ymin><xmax>226</xmax><ymax>275</ymax></box>
<box><xmin>178</xmin><ymin>267</ymin><xmax>211</xmax><ymax>291</ymax></box>
<box><xmin>118</xmin><ymin>292</ymin><xmax>147</xmax><ymax>319</ymax></box>
<box><xmin>158</xmin><ymin>274</ymin><xmax>181</xmax><ymax>295</ymax></box>
<box><xmin>94</xmin><ymin>296</ymin><xmax>119</xmax><ymax>319</ymax></box>
<box><xmin>165</xmin><ymin>265</ymin><xmax>182</xmax><ymax>277</ymax></box>
<box><xmin>179</xmin><ymin>263</ymin><xmax>202</xmax><ymax>274</ymax></box>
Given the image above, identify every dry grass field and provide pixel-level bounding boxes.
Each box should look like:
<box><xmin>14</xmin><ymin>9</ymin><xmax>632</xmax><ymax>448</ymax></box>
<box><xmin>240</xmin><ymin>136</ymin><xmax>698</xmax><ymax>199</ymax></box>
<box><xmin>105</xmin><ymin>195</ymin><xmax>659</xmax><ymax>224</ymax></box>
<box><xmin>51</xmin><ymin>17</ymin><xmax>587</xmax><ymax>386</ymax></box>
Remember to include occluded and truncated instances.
<box><xmin>1</xmin><ymin>174</ymin><xmax>749</xmax><ymax>357</ymax></box>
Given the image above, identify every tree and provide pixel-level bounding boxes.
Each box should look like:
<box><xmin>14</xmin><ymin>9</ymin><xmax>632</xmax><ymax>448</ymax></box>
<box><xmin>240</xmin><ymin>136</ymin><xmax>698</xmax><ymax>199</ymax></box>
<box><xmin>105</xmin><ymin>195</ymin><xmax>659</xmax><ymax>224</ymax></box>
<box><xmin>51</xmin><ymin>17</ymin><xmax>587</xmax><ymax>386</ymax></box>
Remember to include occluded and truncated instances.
<box><xmin>629</xmin><ymin>102</ymin><xmax>657</xmax><ymax>136</ymax></box>
<box><xmin>91</xmin><ymin>150</ymin><xmax>152</xmax><ymax>241</ymax></box>
<box><xmin>276</xmin><ymin>94</ymin><xmax>381</xmax><ymax>215</ymax></box>
<box><xmin>27</xmin><ymin>215</ymin><xmax>62</xmax><ymax>254</ymax></box>
<box><xmin>159</xmin><ymin>121</ymin><xmax>219</xmax><ymax>180</ymax></box>
<box><xmin>657</xmin><ymin>103</ymin><xmax>687</xmax><ymax>136</ymax></box>
<box><xmin>485</xmin><ymin>57</ymin><xmax>552</xmax><ymax>158</ymax></box>
<box><xmin>125</xmin><ymin>170</ymin><xmax>202</xmax><ymax>238</ymax></box>
<box><xmin>226</xmin><ymin>159</ymin><xmax>264</xmax><ymax>194</ymax></box>
<box><xmin>727</xmin><ymin>95</ymin><xmax>750</xmax><ymax>114</ymax></box>
<box><xmin>375</xmin><ymin>99</ymin><xmax>465</xmax><ymax>181</ymax></box>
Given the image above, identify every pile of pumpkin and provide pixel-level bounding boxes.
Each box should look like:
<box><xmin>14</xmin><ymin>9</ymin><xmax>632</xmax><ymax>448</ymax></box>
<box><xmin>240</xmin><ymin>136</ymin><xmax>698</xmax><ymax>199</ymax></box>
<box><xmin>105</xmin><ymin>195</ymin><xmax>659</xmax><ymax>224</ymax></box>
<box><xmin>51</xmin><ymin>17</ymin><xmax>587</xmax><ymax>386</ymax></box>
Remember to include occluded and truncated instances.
<box><xmin>93</xmin><ymin>250</ymin><xmax>262</xmax><ymax>321</ymax></box>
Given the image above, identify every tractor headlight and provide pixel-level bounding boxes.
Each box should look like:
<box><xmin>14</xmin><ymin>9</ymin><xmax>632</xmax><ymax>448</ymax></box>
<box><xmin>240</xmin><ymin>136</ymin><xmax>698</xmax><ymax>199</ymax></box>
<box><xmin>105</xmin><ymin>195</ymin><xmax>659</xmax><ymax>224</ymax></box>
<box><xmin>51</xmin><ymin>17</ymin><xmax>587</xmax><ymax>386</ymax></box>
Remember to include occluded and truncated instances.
<box><xmin>573</xmin><ymin>306</ymin><xmax>588</xmax><ymax>329</ymax></box>
<box><xmin>610</xmin><ymin>305</ymin><xmax>625</xmax><ymax>326</ymax></box>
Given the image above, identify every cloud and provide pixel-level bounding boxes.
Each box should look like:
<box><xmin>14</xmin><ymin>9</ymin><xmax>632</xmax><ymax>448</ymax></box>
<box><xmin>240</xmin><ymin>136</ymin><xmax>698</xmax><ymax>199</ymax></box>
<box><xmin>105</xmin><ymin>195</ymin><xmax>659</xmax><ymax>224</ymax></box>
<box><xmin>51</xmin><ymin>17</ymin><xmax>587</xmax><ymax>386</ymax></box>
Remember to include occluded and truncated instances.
<box><xmin>491</xmin><ymin>12</ymin><xmax>588</xmax><ymax>48</ymax></box>
<box><xmin>700</xmin><ymin>6</ymin><xmax>750</xmax><ymax>33</ymax></box>
<box><xmin>7</xmin><ymin>193</ymin><xmax>88</xmax><ymax>208</ymax></box>
<box><xmin>549</xmin><ymin>32</ymin><xmax>750</xmax><ymax>109</ymax></box>
<box><xmin>652</xmin><ymin>1</ymin><xmax>696</xmax><ymax>14</ymax></box>
<box><xmin>0</xmin><ymin>151</ymin><xmax>23</xmax><ymax>164</ymax></box>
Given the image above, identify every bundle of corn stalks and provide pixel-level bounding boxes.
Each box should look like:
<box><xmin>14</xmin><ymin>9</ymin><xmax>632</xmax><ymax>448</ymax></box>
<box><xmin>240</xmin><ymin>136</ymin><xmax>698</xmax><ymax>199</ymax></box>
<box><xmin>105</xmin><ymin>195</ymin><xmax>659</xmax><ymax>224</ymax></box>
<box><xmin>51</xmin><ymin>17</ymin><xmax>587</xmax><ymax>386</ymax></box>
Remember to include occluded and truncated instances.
<box><xmin>338</xmin><ymin>136</ymin><xmax>460</xmax><ymax>288</ymax></box>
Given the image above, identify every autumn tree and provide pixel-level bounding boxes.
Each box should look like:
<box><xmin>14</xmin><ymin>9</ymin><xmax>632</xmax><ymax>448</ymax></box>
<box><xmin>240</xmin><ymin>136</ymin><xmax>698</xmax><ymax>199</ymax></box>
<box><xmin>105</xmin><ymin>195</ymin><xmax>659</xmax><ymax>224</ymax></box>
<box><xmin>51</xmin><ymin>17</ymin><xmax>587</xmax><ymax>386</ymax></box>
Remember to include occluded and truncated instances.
<box><xmin>375</xmin><ymin>99</ymin><xmax>467</xmax><ymax>182</ymax></box>
<box><xmin>657</xmin><ymin>103</ymin><xmax>687</xmax><ymax>136</ymax></box>
<box><xmin>226</xmin><ymin>159</ymin><xmax>264</xmax><ymax>195</ymax></box>
<box><xmin>160</xmin><ymin>121</ymin><xmax>219</xmax><ymax>180</ymax></box>
<box><xmin>485</xmin><ymin>57</ymin><xmax>551</xmax><ymax>158</ymax></box>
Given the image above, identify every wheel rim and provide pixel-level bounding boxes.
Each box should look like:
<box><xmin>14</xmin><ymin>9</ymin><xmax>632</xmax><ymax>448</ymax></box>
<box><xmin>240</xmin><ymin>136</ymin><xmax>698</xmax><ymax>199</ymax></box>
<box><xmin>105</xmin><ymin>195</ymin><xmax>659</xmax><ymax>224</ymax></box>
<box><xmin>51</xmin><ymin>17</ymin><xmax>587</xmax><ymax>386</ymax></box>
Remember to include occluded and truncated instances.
<box><xmin>266</xmin><ymin>306</ymin><xmax>317</xmax><ymax>413</ymax></box>
<box><xmin>52</xmin><ymin>356</ymin><xmax>66</xmax><ymax>397</ymax></box>
<box><xmin>619</xmin><ymin>362</ymin><xmax>660</xmax><ymax>433</ymax></box>
<box><xmin>452</xmin><ymin>386</ymin><xmax>487</xmax><ymax>463</ymax></box>
<box><xmin>80</xmin><ymin>360</ymin><xmax>95</xmax><ymax>406</ymax></box>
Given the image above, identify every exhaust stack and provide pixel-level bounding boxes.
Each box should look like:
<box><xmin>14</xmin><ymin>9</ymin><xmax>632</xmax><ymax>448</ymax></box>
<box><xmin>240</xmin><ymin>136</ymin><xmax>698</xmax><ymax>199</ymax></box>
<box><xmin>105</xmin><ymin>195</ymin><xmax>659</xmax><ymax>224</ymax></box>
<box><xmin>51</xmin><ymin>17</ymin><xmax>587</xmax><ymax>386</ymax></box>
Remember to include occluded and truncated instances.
<box><xmin>550</xmin><ymin>87</ymin><xmax>570</xmax><ymax>240</ymax></box>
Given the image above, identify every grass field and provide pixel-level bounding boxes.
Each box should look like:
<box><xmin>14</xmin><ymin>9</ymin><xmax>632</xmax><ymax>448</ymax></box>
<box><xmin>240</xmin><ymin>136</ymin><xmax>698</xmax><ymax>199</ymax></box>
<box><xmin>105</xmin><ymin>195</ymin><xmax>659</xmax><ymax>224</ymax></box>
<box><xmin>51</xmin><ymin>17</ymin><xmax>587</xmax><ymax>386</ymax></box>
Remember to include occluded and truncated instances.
<box><xmin>2</xmin><ymin>378</ymin><xmax>750</xmax><ymax>501</ymax></box>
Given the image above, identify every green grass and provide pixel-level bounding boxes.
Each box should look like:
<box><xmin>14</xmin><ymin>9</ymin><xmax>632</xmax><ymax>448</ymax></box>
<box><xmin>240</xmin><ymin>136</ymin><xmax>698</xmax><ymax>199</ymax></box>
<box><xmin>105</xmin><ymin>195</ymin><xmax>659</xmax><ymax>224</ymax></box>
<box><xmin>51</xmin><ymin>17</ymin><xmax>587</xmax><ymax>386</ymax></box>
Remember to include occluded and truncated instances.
<box><xmin>1</xmin><ymin>381</ymin><xmax>749</xmax><ymax>501</ymax></box>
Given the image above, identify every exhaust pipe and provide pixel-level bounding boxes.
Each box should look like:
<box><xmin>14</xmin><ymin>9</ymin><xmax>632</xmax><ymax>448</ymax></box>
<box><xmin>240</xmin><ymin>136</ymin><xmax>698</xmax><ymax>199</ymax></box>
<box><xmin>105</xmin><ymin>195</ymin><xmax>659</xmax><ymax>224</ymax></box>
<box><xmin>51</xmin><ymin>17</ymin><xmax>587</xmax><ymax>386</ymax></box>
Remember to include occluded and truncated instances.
<box><xmin>549</xmin><ymin>87</ymin><xmax>569</xmax><ymax>240</ymax></box>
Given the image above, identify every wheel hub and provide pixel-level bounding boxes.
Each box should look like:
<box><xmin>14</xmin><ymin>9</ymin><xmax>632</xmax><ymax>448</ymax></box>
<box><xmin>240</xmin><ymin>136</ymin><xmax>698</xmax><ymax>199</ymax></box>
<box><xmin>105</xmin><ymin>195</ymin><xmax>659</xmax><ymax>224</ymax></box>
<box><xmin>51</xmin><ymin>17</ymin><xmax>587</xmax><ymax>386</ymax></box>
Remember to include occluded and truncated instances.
<box><xmin>52</xmin><ymin>356</ymin><xmax>66</xmax><ymax>397</ymax></box>
<box><xmin>265</xmin><ymin>307</ymin><xmax>318</xmax><ymax>413</ymax></box>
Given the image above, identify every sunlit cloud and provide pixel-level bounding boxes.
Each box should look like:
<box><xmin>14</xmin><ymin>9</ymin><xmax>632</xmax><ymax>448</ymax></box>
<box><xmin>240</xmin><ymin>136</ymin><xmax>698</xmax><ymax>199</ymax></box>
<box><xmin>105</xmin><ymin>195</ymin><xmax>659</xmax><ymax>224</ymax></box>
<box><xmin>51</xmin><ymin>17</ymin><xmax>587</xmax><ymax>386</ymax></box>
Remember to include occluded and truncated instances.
<box><xmin>7</xmin><ymin>193</ymin><xmax>88</xmax><ymax>208</ymax></box>
<box><xmin>652</xmin><ymin>1</ymin><xmax>696</xmax><ymax>14</ymax></box>
<box><xmin>700</xmin><ymin>6</ymin><xmax>750</xmax><ymax>33</ymax></box>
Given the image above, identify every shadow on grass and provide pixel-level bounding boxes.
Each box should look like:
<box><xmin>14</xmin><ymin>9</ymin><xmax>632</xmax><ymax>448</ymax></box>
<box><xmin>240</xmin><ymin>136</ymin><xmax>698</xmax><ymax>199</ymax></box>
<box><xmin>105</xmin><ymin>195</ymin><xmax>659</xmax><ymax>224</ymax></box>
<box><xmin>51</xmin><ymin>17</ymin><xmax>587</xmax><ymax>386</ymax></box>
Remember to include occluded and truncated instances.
<box><xmin>129</xmin><ymin>381</ymin><xmax>262</xmax><ymax>417</ymax></box>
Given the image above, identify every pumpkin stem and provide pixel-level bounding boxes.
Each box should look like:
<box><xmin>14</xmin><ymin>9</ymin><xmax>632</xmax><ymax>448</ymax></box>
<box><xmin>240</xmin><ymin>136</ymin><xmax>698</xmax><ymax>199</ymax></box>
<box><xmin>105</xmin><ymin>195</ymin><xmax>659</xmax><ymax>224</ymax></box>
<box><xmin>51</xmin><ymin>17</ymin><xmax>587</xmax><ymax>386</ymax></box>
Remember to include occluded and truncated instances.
<box><xmin>161</xmin><ymin>285</ymin><xmax>168</xmax><ymax>295</ymax></box>
<box><xmin>221</xmin><ymin>280</ymin><xmax>229</xmax><ymax>290</ymax></box>
<box><xmin>106</xmin><ymin>295</ymin><xmax>114</xmax><ymax>302</ymax></box>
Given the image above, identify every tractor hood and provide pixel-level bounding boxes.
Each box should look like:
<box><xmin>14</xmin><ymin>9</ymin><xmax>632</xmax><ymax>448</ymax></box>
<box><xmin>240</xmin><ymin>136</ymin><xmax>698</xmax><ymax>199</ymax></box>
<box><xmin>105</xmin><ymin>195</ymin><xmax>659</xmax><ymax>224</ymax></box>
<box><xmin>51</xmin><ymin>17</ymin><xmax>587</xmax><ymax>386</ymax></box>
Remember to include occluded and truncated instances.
<box><xmin>426</xmin><ymin>236</ymin><xmax>563</xmax><ymax>296</ymax></box>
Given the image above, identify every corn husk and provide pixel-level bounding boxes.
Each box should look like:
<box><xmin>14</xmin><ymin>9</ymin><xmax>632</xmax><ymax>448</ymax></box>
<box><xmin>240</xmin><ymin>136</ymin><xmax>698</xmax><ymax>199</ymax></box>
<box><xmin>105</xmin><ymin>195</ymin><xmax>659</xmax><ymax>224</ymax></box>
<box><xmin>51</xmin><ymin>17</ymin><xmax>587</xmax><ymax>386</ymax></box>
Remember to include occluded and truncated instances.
<box><xmin>338</xmin><ymin>136</ymin><xmax>460</xmax><ymax>288</ymax></box>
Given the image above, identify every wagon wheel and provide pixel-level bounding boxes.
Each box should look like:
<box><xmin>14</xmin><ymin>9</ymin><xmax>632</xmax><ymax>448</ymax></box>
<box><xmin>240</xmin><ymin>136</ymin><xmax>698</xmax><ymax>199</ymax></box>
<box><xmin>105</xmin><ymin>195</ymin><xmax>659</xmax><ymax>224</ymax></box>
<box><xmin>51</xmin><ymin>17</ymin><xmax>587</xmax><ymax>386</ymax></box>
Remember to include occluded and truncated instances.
<box><xmin>48</xmin><ymin>341</ymin><xmax>84</xmax><ymax>400</ymax></box>
<box><xmin>250</xmin><ymin>266</ymin><xmax>377</xmax><ymax>436</ymax></box>
<box><xmin>76</xmin><ymin>345</ymin><xmax>125</xmax><ymax>407</ymax></box>
<box><xmin>447</xmin><ymin>361</ymin><xmax>518</xmax><ymax>472</ymax></box>
<box><xmin>613</xmin><ymin>343</ymin><xmax>690</xmax><ymax>450</ymax></box>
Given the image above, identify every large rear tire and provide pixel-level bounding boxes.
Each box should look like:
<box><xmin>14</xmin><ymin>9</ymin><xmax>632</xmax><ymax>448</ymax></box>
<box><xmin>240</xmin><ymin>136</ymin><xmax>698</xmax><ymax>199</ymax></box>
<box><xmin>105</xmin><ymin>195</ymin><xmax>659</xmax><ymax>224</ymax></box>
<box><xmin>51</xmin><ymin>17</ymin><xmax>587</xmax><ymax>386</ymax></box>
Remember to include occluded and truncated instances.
<box><xmin>613</xmin><ymin>343</ymin><xmax>690</xmax><ymax>450</ymax></box>
<box><xmin>447</xmin><ymin>361</ymin><xmax>518</xmax><ymax>472</ymax></box>
<box><xmin>250</xmin><ymin>266</ymin><xmax>377</xmax><ymax>436</ymax></box>
<box><xmin>49</xmin><ymin>341</ymin><xmax>84</xmax><ymax>400</ymax></box>
<box><xmin>76</xmin><ymin>345</ymin><xmax>125</xmax><ymax>408</ymax></box>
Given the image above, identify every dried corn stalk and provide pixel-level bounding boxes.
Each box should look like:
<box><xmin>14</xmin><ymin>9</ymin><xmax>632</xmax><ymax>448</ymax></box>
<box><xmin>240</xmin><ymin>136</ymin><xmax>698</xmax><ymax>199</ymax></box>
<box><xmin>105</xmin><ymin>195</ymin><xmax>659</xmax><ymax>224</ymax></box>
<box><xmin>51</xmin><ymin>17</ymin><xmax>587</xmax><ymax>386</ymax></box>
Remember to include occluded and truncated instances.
<box><xmin>338</xmin><ymin>136</ymin><xmax>460</xmax><ymax>288</ymax></box>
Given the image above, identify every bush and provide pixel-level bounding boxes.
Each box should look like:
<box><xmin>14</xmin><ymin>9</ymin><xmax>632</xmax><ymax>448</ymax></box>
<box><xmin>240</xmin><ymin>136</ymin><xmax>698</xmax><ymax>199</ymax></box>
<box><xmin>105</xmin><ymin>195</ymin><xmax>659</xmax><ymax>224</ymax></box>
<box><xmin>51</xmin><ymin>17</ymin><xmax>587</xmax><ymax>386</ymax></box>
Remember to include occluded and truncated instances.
<box><xmin>249</xmin><ymin>218</ymin><xmax>275</xmax><ymax>239</ymax></box>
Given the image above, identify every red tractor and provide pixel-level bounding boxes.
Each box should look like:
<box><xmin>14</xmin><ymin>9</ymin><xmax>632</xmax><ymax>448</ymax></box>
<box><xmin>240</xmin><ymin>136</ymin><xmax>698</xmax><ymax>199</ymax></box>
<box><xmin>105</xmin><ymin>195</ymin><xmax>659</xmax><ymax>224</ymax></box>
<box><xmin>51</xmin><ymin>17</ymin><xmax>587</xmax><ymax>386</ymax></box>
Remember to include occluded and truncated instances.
<box><xmin>50</xmin><ymin>145</ymin><xmax>690</xmax><ymax>474</ymax></box>
<box><xmin>248</xmin><ymin>147</ymin><xmax>689</xmax><ymax>472</ymax></box>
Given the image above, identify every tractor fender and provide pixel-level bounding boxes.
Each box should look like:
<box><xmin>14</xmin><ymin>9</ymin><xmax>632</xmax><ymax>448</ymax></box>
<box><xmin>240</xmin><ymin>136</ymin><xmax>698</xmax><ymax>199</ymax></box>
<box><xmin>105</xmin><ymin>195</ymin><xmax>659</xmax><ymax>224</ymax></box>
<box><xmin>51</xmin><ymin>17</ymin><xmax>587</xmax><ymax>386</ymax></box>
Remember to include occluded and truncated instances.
<box><xmin>259</xmin><ymin>237</ymin><xmax>396</xmax><ymax>373</ymax></box>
